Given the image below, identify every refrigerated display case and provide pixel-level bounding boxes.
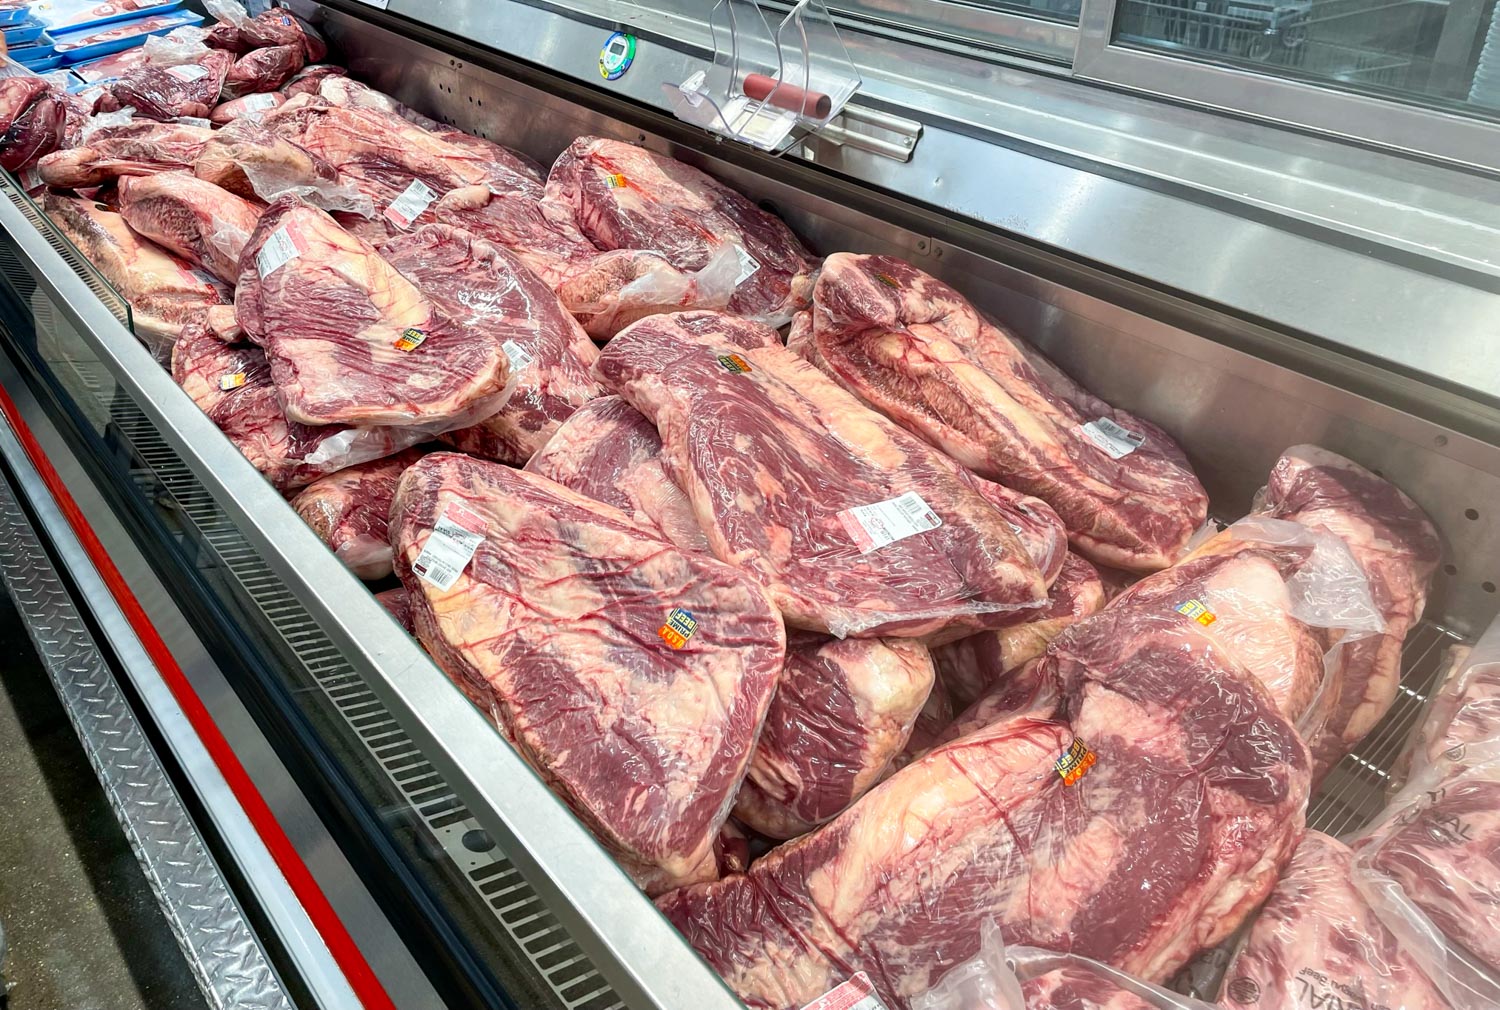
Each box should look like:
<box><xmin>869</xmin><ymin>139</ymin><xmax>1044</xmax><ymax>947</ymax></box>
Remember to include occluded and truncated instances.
<box><xmin>0</xmin><ymin>0</ymin><xmax>1498</xmax><ymax>1007</ymax></box>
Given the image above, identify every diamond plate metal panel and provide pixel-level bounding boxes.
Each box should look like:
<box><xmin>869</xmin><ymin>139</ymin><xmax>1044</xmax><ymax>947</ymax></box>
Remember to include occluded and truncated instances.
<box><xmin>0</xmin><ymin>474</ymin><xmax>293</xmax><ymax>1010</ymax></box>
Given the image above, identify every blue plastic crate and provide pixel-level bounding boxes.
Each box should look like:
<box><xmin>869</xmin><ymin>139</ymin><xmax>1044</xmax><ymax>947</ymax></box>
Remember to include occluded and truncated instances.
<box><xmin>0</xmin><ymin>3</ymin><xmax>32</xmax><ymax>28</ymax></box>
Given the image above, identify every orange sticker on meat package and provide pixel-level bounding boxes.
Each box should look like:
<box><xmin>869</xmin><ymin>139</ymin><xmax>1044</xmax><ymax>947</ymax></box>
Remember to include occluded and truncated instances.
<box><xmin>658</xmin><ymin>608</ymin><xmax>698</xmax><ymax>649</ymax></box>
<box><xmin>1055</xmin><ymin>738</ymin><xmax>1097</xmax><ymax>786</ymax></box>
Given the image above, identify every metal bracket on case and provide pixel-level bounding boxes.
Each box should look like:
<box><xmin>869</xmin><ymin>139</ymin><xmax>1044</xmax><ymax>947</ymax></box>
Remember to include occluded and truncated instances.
<box><xmin>805</xmin><ymin>103</ymin><xmax>923</xmax><ymax>162</ymax></box>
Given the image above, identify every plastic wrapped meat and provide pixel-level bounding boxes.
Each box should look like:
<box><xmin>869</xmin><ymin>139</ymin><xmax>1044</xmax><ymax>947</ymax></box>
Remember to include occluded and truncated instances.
<box><xmin>545</xmin><ymin>136</ymin><xmax>818</xmax><ymax>326</ymax></box>
<box><xmin>222</xmin><ymin>44</ymin><xmax>304</xmax><ymax>100</ymax></box>
<box><xmin>193</xmin><ymin>119</ymin><xmax>372</xmax><ymax>215</ymax></box>
<box><xmin>291</xmin><ymin>449</ymin><xmax>425</xmax><ymax>580</ymax></box>
<box><xmin>0</xmin><ymin>81</ymin><xmax>64</xmax><ymax>172</ymax></box>
<box><xmin>525</xmin><ymin>396</ymin><xmax>708</xmax><ymax>554</ymax></box>
<box><xmin>261</xmin><ymin>94</ymin><xmax>540</xmax><ymax>209</ymax></box>
<box><xmin>658</xmin><ymin>594</ymin><xmax>1310</xmax><ymax>1008</ymax></box>
<box><xmin>384</xmin><ymin>228</ymin><xmax>604</xmax><ymax>465</ymax></box>
<box><xmin>1218</xmin><ymin>831</ymin><xmax>1449</xmax><ymax>1010</ymax></box>
<box><xmin>235</xmin><ymin>202</ymin><xmax>513</xmax><ymax>431</ymax></box>
<box><xmin>170</xmin><ymin>318</ymin><xmax>416</xmax><ymax>491</ymax></box>
<box><xmin>1355</xmin><ymin>761</ymin><xmax>1500</xmax><ymax>1010</ymax></box>
<box><xmin>934</xmin><ymin>552</ymin><xmax>1105</xmax><ymax>710</ymax></box>
<box><xmin>595</xmin><ymin>310</ymin><xmax>1046</xmax><ymax>639</ymax></box>
<box><xmin>375</xmin><ymin>587</ymin><xmax>415</xmax><ymax>634</ymax></box>
<box><xmin>106</xmin><ymin>49</ymin><xmax>233</xmax><ymax>120</ymax></box>
<box><xmin>236</xmin><ymin>8</ymin><xmax>327</xmax><ymax>63</ymax></box>
<box><xmin>39</xmin><ymin>121</ymin><xmax>214</xmax><ymax>188</ymax></box>
<box><xmin>1399</xmin><ymin>642</ymin><xmax>1499</xmax><ymax>786</ymax></box>
<box><xmin>281</xmin><ymin>63</ymin><xmax>347</xmax><ymax>96</ymax></box>
<box><xmin>391</xmin><ymin>454</ymin><xmax>784</xmax><ymax>894</ymax></box>
<box><xmin>1197</xmin><ymin>445</ymin><xmax>1440</xmax><ymax>780</ymax></box>
<box><xmin>429</xmin><ymin>184</ymin><xmax>723</xmax><ymax>339</ymax></box>
<box><xmin>117</xmin><ymin>171</ymin><xmax>264</xmax><ymax>284</ymax></box>
<box><xmin>209</xmin><ymin>90</ymin><xmax>287</xmax><ymax>125</ymax></box>
<box><xmin>734</xmin><ymin>632</ymin><xmax>934</xmax><ymax>839</ymax></box>
<box><xmin>44</xmin><ymin>193</ymin><xmax>229</xmax><ymax>356</ymax></box>
<box><xmin>802</xmin><ymin>253</ymin><xmax>1208</xmax><ymax>572</ymax></box>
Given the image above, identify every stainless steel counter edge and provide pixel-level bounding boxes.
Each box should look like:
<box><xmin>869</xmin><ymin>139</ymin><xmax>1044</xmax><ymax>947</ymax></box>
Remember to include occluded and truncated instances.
<box><xmin>0</xmin><ymin>193</ymin><xmax>742</xmax><ymax>1006</ymax></box>
<box><xmin>337</xmin><ymin>0</ymin><xmax>1500</xmax><ymax>406</ymax></box>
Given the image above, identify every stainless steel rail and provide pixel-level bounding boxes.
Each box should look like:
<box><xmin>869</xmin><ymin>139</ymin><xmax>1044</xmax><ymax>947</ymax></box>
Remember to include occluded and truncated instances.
<box><xmin>0</xmin><ymin>182</ymin><xmax>742</xmax><ymax>1009</ymax></box>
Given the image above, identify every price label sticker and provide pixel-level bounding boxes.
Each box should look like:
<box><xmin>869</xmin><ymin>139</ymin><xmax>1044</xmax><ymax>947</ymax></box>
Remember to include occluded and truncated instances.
<box><xmin>502</xmin><ymin>339</ymin><xmax>534</xmax><ymax>374</ymax></box>
<box><xmin>412</xmin><ymin>502</ymin><xmax>487</xmax><ymax>591</ymax></box>
<box><xmin>218</xmin><ymin>372</ymin><xmax>247</xmax><ymax>391</ymax></box>
<box><xmin>838</xmin><ymin>491</ymin><xmax>942</xmax><ymax>554</ymax></box>
<box><xmin>167</xmin><ymin>63</ymin><xmax>210</xmax><ymax>81</ymax></box>
<box><xmin>1079</xmin><ymin>417</ymin><xmax>1146</xmax><ymax>459</ymax></box>
<box><xmin>394</xmin><ymin>328</ymin><xmax>428</xmax><ymax>353</ymax></box>
<box><xmin>798</xmin><ymin>973</ymin><xmax>889</xmax><ymax>1010</ymax></box>
<box><xmin>256</xmin><ymin>226</ymin><xmax>302</xmax><ymax>278</ymax></box>
<box><xmin>1055</xmin><ymin>738</ymin><xmax>1097</xmax><ymax>786</ymax></box>
<box><xmin>657</xmin><ymin>608</ymin><xmax>698</xmax><ymax>649</ymax></box>
<box><xmin>383</xmin><ymin>179</ymin><xmax>438</xmax><ymax>230</ymax></box>
<box><xmin>732</xmin><ymin>244</ymin><xmax>760</xmax><ymax>285</ymax></box>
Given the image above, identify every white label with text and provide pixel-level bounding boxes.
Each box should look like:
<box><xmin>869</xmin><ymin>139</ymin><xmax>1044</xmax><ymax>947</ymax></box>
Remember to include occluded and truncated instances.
<box><xmin>412</xmin><ymin>503</ymin><xmax>487</xmax><ymax>591</ymax></box>
<box><xmin>255</xmin><ymin>226</ymin><xmax>301</xmax><ymax>278</ymax></box>
<box><xmin>1079</xmin><ymin>417</ymin><xmax>1147</xmax><ymax>459</ymax></box>
<box><xmin>502</xmin><ymin>339</ymin><xmax>534</xmax><ymax>375</ymax></box>
<box><xmin>838</xmin><ymin>492</ymin><xmax>942</xmax><ymax>554</ymax></box>
<box><xmin>383</xmin><ymin>179</ymin><xmax>437</xmax><ymax>230</ymax></box>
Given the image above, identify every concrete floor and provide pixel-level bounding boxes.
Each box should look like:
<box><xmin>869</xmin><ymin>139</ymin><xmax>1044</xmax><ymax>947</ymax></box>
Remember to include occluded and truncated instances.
<box><xmin>0</xmin><ymin>591</ymin><xmax>206</xmax><ymax>1010</ymax></box>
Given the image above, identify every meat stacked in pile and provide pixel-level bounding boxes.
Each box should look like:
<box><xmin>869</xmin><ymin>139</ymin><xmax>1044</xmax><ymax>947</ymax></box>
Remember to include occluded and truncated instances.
<box><xmin>8</xmin><ymin>17</ymin><xmax>1475</xmax><ymax>1010</ymax></box>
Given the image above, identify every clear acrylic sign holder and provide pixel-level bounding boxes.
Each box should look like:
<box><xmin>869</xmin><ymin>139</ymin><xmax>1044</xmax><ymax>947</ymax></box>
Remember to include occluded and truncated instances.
<box><xmin>665</xmin><ymin>0</ymin><xmax>861</xmax><ymax>154</ymax></box>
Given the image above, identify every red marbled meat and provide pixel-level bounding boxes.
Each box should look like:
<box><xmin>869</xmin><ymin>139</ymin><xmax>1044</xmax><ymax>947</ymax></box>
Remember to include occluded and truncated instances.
<box><xmin>383</xmin><ymin>228</ymin><xmax>604</xmax><ymax>465</ymax></box>
<box><xmin>235</xmin><ymin>201</ymin><xmax>512</xmax><ymax>429</ymax></box>
<box><xmin>222</xmin><ymin>44</ymin><xmax>304</xmax><ymax>100</ymax></box>
<box><xmin>734</xmin><ymin>631</ymin><xmax>934</xmax><ymax>839</ymax></box>
<box><xmin>40</xmin><ymin>121</ymin><xmax>214</xmax><ymax>188</ymax></box>
<box><xmin>193</xmin><ymin>120</ymin><xmax>370</xmax><ymax>215</ymax></box>
<box><xmin>803</xmin><ymin>253</ymin><xmax>1208</xmax><ymax>572</ymax></box>
<box><xmin>545</xmin><ymin>136</ymin><xmax>817</xmax><ymax>325</ymax></box>
<box><xmin>106</xmin><ymin>49</ymin><xmax>233</xmax><ymax>121</ymax></box>
<box><xmin>118</xmin><ymin>171</ymin><xmax>263</xmax><ymax>284</ymax></box>
<box><xmin>934</xmin><ymin>552</ymin><xmax>1105</xmax><ymax>710</ymax></box>
<box><xmin>44</xmin><ymin>193</ymin><xmax>227</xmax><ymax>355</ymax></box>
<box><xmin>1362</xmin><ymin>775</ymin><xmax>1500</xmax><ymax>984</ymax></box>
<box><xmin>658</xmin><ymin>598</ymin><xmax>1310</xmax><ymax>1009</ymax></box>
<box><xmin>392</xmin><ymin>454</ymin><xmax>784</xmax><ymax>894</ymax></box>
<box><xmin>1220</xmin><ymin>831</ymin><xmax>1449</xmax><ymax>1010</ymax></box>
<box><xmin>525</xmin><ymin>395</ymin><xmax>709</xmax><ymax>553</ymax></box>
<box><xmin>0</xmin><ymin>85</ymin><xmax>64</xmax><ymax>173</ymax></box>
<box><xmin>595</xmin><ymin>310</ymin><xmax>1047</xmax><ymax>638</ymax></box>
<box><xmin>1211</xmin><ymin>445</ymin><xmax>1439</xmax><ymax>780</ymax></box>
<box><xmin>170</xmin><ymin>318</ymin><xmax>412</xmax><ymax>491</ymax></box>
<box><xmin>291</xmin><ymin>449</ymin><xmax>425</xmax><ymax>581</ymax></box>
<box><xmin>236</xmin><ymin>8</ymin><xmax>327</xmax><ymax>62</ymax></box>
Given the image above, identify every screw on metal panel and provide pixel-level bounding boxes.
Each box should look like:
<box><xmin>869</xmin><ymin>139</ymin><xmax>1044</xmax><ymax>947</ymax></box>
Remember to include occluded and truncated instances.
<box><xmin>934</xmin><ymin>245</ymin><xmax>945</xmax><ymax>260</ymax></box>
<box><xmin>1435</xmin><ymin>434</ymin><xmax>1449</xmax><ymax>446</ymax></box>
<box><xmin>915</xmin><ymin>239</ymin><xmax>929</xmax><ymax>254</ymax></box>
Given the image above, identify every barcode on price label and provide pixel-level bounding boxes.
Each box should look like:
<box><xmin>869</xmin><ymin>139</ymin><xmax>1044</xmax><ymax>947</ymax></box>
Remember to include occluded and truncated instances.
<box><xmin>412</xmin><ymin>502</ymin><xmax>488</xmax><ymax>591</ymax></box>
<box><xmin>1078</xmin><ymin>417</ymin><xmax>1146</xmax><ymax>459</ymax></box>
<box><xmin>502</xmin><ymin>339</ymin><xmax>534</xmax><ymax>374</ymax></box>
<box><xmin>798</xmin><ymin>973</ymin><xmax>890</xmax><ymax>1010</ymax></box>
<box><xmin>384</xmin><ymin>179</ymin><xmax>437</xmax><ymax>230</ymax></box>
<box><xmin>256</xmin><ymin>226</ymin><xmax>302</xmax><ymax>278</ymax></box>
<box><xmin>240</xmin><ymin>92</ymin><xmax>281</xmax><ymax>113</ymax></box>
<box><xmin>176</xmin><ymin>116</ymin><xmax>213</xmax><ymax>128</ymax></box>
<box><xmin>837</xmin><ymin>491</ymin><xmax>942</xmax><ymax>554</ymax></box>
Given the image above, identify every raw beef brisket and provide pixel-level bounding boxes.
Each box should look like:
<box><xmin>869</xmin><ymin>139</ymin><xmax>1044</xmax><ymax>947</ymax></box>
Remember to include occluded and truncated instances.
<box><xmin>44</xmin><ymin>193</ymin><xmax>228</xmax><ymax>354</ymax></box>
<box><xmin>595</xmin><ymin>310</ymin><xmax>1046</xmax><ymax>638</ymax></box>
<box><xmin>545</xmin><ymin>136</ymin><xmax>817</xmax><ymax>325</ymax></box>
<box><xmin>235</xmin><ymin>201</ymin><xmax>512</xmax><ymax>429</ymax></box>
<box><xmin>106</xmin><ymin>49</ymin><xmax>233</xmax><ymax>120</ymax></box>
<box><xmin>803</xmin><ymin>253</ymin><xmax>1207</xmax><ymax>572</ymax></box>
<box><xmin>291</xmin><ymin>449</ymin><xmax>424</xmax><ymax>580</ymax></box>
<box><xmin>392</xmin><ymin>454</ymin><xmax>784</xmax><ymax>893</ymax></box>
<box><xmin>1220</xmin><ymin>832</ymin><xmax>1449</xmax><ymax>1010</ymax></box>
<box><xmin>1219</xmin><ymin>446</ymin><xmax>1439</xmax><ymax>779</ymax></box>
<box><xmin>0</xmin><ymin>77</ymin><xmax>64</xmax><ymax>172</ymax></box>
<box><xmin>524</xmin><ymin>395</ymin><xmax>708</xmax><ymax>553</ymax></box>
<box><xmin>934</xmin><ymin>552</ymin><xmax>1105</xmax><ymax>710</ymax></box>
<box><xmin>380</xmin><ymin>228</ymin><xmax>603</xmax><ymax>465</ymax></box>
<box><xmin>39</xmin><ymin>121</ymin><xmax>214</xmax><ymax>188</ymax></box>
<box><xmin>660</xmin><ymin>590</ymin><xmax>1310</xmax><ymax>1009</ymax></box>
<box><xmin>194</xmin><ymin>120</ymin><xmax>372</xmax><ymax>215</ymax></box>
<box><xmin>118</xmin><ymin>171</ymin><xmax>264</xmax><ymax>284</ymax></box>
<box><xmin>734</xmin><ymin>632</ymin><xmax>934</xmax><ymax>839</ymax></box>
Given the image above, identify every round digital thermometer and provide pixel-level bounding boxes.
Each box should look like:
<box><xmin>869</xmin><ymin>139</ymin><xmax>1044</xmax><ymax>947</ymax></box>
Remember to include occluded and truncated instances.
<box><xmin>599</xmin><ymin>31</ymin><xmax>637</xmax><ymax>81</ymax></box>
